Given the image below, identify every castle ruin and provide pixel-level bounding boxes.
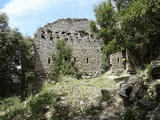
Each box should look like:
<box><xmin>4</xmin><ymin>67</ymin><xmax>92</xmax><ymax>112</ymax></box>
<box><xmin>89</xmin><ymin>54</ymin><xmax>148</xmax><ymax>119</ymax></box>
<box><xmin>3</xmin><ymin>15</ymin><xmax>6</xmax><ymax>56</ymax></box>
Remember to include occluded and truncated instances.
<box><xmin>34</xmin><ymin>18</ymin><xmax>132</xmax><ymax>79</ymax></box>
<box><xmin>34</xmin><ymin>18</ymin><xmax>103</xmax><ymax>77</ymax></box>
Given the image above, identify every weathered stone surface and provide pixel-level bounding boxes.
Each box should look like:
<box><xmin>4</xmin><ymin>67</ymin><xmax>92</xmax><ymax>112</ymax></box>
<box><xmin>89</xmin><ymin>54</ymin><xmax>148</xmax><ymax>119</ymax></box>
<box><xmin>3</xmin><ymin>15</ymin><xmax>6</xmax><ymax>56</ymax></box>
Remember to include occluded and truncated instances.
<box><xmin>117</xmin><ymin>74</ymin><xmax>160</xmax><ymax>120</ymax></box>
<box><xmin>110</xmin><ymin>52</ymin><xmax>126</xmax><ymax>73</ymax></box>
<box><xmin>34</xmin><ymin>18</ymin><xmax>103</xmax><ymax>77</ymax></box>
<box><xmin>119</xmin><ymin>83</ymin><xmax>133</xmax><ymax>99</ymax></box>
<box><xmin>119</xmin><ymin>83</ymin><xmax>133</xmax><ymax>107</ymax></box>
<box><xmin>151</xmin><ymin>59</ymin><xmax>160</xmax><ymax>79</ymax></box>
<box><xmin>101</xmin><ymin>89</ymin><xmax>111</xmax><ymax>101</ymax></box>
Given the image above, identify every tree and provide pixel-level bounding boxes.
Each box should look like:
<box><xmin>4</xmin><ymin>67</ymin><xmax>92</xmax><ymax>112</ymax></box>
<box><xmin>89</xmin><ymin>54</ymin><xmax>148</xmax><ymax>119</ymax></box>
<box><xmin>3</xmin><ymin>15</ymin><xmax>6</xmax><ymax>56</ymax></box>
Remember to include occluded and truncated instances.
<box><xmin>50</xmin><ymin>39</ymin><xmax>76</xmax><ymax>81</ymax></box>
<box><xmin>120</xmin><ymin>0</ymin><xmax>160</xmax><ymax>65</ymax></box>
<box><xmin>91</xmin><ymin>0</ymin><xmax>160</xmax><ymax>67</ymax></box>
<box><xmin>113</xmin><ymin>0</ymin><xmax>130</xmax><ymax>11</ymax></box>
<box><xmin>0</xmin><ymin>13</ymin><xmax>34</xmax><ymax>100</ymax></box>
<box><xmin>19</xmin><ymin>36</ymin><xmax>34</xmax><ymax>101</ymax></box>
<box><xmin>0</xmin><ymin>13</ymin><xmax>13</xmax><ymax>97</ymax></box>
<box><xmin>90</xmin><ymin>1</ymin><xmax>121</xmax><ymax>69</ymax></box>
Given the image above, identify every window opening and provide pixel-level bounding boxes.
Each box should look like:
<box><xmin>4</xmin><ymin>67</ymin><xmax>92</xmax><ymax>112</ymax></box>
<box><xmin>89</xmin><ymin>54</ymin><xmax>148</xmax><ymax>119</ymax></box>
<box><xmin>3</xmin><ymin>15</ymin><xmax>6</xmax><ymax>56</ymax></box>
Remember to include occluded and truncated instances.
<box><xmin>48</xmin><ymin>58</ymin><xmax>50</xmax><ymax>64</ymax></box>
<box><xmin>87</xmin><ymin>58</ymin><xmax>89</xmax><ymax>63</ymax></box>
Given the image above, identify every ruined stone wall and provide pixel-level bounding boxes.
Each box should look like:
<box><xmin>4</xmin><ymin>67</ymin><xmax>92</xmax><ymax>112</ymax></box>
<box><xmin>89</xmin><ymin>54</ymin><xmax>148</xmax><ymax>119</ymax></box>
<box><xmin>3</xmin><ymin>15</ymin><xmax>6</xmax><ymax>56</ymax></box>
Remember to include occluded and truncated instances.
<box><xmin>110</xmin><ymin>51</ymin><xmax>126</xmax><ymax>73</ymax></box>
<box><xmin>34</xmin><ymin>18</ymin><xmax>103</xmax><ymax>77</ymax></box>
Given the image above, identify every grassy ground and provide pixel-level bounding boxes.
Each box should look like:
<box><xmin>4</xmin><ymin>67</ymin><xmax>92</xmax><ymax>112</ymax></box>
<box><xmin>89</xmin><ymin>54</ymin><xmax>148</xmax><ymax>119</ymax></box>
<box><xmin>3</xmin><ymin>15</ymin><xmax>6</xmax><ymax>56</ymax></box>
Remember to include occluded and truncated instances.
<box><xmin>0</xmin><ymin>72</ymin><xmax>129</xmax><ymax>120</ymax></box>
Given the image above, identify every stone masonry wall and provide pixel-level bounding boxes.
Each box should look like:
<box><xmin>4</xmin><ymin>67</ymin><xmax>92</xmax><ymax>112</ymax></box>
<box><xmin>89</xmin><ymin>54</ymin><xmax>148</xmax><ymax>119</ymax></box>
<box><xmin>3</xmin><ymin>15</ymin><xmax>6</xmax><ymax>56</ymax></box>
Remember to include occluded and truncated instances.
<box><xmin>110</xmin><ymin>51</ymin><xmax>126</xmax><ymax>73</ymax></box>
<box><xmin>34</xmin><ymin>18</ymin><xmax>103</xmax><ymax>77</ymax></box>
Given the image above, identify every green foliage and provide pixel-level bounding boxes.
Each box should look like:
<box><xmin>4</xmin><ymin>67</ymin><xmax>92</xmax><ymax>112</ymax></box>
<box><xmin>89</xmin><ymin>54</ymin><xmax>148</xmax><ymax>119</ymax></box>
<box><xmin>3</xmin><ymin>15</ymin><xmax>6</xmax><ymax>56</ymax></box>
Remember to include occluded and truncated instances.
<box><xmin>0</xmin><ymin>96</ymin><xmax>20</xmax><ymax>113</ymax></box>
<box><xmin>29</xmin><ymin>92</ymin><xmax>54</xmax><ymax>119</ymax></box>
<box><xmin>91</xmin><ymin>0</ymin><xmax>160</xmax><ymax>67</ymax></box>
<box><xmin>0</xmin><ymin>13</ymin><xmax>34</xmax><ymax>99</ymax></box>
<box><xmin>90</xmin><ymin>1</ymin><xmax>120</xmax><ymax>55</ymax></box>
<box><xmin>50</xmin><ymin>39</ymin><xmax>77</xmax><ymax>81</ymax></box>
<box><xmin>120</xmin><ymin>0</ymin><xmax>160</xmax><ymax>65</ymax></box>
<box><xmin>90</xmin><ymin>1</ymin><xmax>122</xmax><ymax>70</ymax></box>
<box><xmin>147</xmin><ymin>62</ymin><xmax>153</xmax><ymax>77</ymax></box>
<box><xmin>0</xmin><ymin>91</ymin><xmax>55</xmax><ymax>120</ymax></box>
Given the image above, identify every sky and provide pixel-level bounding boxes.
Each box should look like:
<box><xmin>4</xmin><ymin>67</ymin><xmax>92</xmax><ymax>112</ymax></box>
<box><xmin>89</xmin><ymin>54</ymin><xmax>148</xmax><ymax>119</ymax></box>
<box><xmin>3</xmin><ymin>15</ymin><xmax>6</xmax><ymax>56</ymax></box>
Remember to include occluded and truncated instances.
<box><xmin>0</xmin><ymin>0</ymin><xmax>103</xmax><ymax>36</ymax></box>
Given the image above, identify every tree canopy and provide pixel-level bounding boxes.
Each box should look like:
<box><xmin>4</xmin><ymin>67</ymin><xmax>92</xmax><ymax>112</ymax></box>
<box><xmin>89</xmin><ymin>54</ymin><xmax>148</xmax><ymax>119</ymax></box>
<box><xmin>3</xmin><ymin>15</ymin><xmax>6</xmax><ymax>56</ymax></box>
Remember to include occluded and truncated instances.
<box><xmin>90</xmin><ymin>0</ymin><xmax>160</xmax><ymax>67</ymax></box>
<box><xmin>0</xmin><ymin>13</ymin><xmax>34</xmax><ymax>100</ymax></box>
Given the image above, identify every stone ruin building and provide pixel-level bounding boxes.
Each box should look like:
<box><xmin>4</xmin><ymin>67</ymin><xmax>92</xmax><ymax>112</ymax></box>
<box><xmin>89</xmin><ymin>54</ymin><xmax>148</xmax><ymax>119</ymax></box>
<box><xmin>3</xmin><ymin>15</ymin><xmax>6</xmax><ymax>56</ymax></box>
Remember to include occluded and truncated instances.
<box><xmin>109</xmin><ymin>51</ymin><xmax>126</xmax><ymax>73</ymax></box>
<box><xmin>34</xmin><ymin>18</ymin><xmax>103</xmax><ymax>77</ymax></box>
<box><xmin>34</xmin><ymin>18</ymin><xmax>133</xmax><ymax>79</ymax></box>
<box><xmin>109</xmin><ymin>50</ymin><xmax>133</xmax><ymax>74</ymax></box>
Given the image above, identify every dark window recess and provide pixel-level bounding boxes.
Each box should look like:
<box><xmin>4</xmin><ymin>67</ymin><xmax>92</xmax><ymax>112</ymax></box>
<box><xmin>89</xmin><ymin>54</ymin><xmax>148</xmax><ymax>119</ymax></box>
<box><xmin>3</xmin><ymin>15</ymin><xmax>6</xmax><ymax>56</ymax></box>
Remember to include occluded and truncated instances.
<box><xmin>65</xmin><ymin>38</ymin><xmax>68</xmax><ymax>41</ymax></box>
<box><xmin>65</xmin><ymin>56</ymin><xmax>67</xmax><ymax>61</ymax></box>
<box><xmin>91</xmin><ymin>34</ymin><xmax>94</xmax><ymax>38</ymax></box>
<box><xmin>47</xmin><ymin>29</ymin><xmax>52</xmax><ymax>34</ymax></box>
<box><xmin>74</xmin><ymin>57</ymin><xmax>76</xmax><ymax>62</ymax></box>
<box><xmin>79</xmin><ymin>30</ymin><xmax>89</xmax><ymax>37</ymax></box>
<box><xmin>74</xmin><ymin>33</ymin><xmax>78</xmax><ymax>35</ymax></box>
<box><xmin>41</xmin><ymin>31</ymin><xmax>45</xmax><ymax>39</ymax></box>
<box><xmin>41</xmin><ymin>34</ymin><xmax>45</xmax><ymax>39</ymax></box>
<box><xmin>48</xmin><ymin>58</ymin><xmax>50</xmax><ymax>64</ymax></box>
<box><xmin>50</xmin><ymin>36</ymin><xmax>53</xmax><ymax>40</ymax></box>
<box><xmin>87</xmin><ymin>58</ymin><xmax>89</xmax><ymax>63</ymax></box>
<box><xmin>67</xmin><ymin>32</ymin><xmax>71</xmax><ymax>35</ymax></box>
<box><xmin>118</xmin><ymin>58</ymin><xmax>119</xmax><ymax>63</ymax></box>
<box><xmin>62</xmin><ymin>31</ymin><xmax>65</xmax><ymax>34</ymax></box>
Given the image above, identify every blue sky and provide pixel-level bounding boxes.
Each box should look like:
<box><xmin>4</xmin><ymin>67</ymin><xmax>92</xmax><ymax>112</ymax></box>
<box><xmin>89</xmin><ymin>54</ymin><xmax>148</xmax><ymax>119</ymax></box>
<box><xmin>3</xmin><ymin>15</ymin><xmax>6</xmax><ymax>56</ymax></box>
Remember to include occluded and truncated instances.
<box><xmin>0</xmin><ymin>0</ymin><xmax>103</xmax><ymax>36</ymax></box>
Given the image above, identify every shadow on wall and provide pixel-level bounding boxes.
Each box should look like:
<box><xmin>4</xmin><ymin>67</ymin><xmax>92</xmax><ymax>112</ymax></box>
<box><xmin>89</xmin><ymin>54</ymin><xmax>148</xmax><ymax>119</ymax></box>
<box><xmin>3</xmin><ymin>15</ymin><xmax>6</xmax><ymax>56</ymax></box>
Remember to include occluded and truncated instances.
<box><xmin>32</xmin><ymin>44</ymin><xmax>46</xmax><ymax>94</ymax></box>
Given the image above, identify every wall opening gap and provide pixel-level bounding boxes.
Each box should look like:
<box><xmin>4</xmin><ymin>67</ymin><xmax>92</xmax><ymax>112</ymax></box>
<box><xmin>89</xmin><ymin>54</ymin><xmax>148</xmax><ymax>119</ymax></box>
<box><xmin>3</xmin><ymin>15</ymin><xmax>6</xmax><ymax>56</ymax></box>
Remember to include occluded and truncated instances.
<box><xmin>48</xmin><ymin>58</ymin><xmax>50</xmax><ymax>64</ymax></box>
<box><xmin>87</xmin><ymin>58</ymin><xmax>89</xmax><ymax>63</ymax></box>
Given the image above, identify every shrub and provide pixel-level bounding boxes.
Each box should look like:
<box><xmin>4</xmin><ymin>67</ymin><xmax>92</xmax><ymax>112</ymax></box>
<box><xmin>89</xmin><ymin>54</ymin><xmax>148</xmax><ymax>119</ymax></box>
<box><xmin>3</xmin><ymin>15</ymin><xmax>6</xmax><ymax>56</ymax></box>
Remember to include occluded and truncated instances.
<box><xmin>50</xmin><ymin>39</ymin><xmax>77</xmax><ymax>81</ymax></box>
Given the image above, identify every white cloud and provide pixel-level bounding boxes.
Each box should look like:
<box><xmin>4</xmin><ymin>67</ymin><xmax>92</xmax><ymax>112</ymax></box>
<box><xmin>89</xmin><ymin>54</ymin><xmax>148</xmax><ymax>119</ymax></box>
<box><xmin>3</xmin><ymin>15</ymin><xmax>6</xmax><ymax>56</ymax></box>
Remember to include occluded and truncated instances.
<box><xmin>0</xmin><ymin>0</ymin><xmax>54</xmax><ymax>17</ymax></box>
<box><xmin>0</xmin><ymin>0</ymin><xmax>96</xmax><ymax>17</ymax></box>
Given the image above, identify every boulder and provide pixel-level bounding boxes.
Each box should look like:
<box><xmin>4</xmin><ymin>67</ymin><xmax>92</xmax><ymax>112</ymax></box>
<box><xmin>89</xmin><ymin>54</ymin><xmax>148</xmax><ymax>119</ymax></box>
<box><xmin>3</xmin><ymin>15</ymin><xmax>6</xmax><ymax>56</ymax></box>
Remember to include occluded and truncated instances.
<box><xmin>119</xmin><ymin>83</ymin><xmax>133</xmax><ymax>98</ymax></box>
<box><xmin>131</xmin><ymin>81</ymin><xmax>148</xmax><ymax>99</ymax></box>
<box><xmin>101</xmin><ymin>89</ymin><xmax>111</xmax><ymax>101</ymax></box>
<box><xmin>119</xmin><ymin>83</ymin><xmax>133</xmax><ymax>107</ymax></box>
<box><xmin>151</xmin><ymin>60</ymin><xmax>160</xmax><ymax>79</ymax></box>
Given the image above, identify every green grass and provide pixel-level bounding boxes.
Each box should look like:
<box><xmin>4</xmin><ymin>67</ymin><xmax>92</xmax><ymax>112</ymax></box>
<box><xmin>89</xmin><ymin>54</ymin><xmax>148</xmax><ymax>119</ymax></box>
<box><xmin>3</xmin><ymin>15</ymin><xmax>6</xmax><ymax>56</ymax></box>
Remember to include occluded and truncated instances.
<box><xmin>0</xmin><ymin>72</ymin><xmax>125</xmax><ymax>120</ymax></box>
<box><xmin>0</xmin><ymin>96</ymin><xmax>21</xmax><ymax>116</ymax></box>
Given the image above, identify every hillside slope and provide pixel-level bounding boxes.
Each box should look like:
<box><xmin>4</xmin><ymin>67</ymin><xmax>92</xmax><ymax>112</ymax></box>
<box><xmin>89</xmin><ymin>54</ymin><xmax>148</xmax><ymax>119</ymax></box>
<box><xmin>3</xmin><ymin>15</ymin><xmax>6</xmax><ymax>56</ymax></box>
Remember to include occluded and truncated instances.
<box><xmin>0</xmin><ymin>72</ymin><xmax>129</xmax><ymax>120</ymax></box>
